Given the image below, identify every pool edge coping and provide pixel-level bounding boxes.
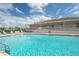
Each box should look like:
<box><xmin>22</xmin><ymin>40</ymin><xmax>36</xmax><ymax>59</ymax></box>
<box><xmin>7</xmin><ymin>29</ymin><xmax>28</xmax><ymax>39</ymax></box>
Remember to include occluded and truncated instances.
<box><xmin>0</xmin><ymin>32</ymin><xmax>79</xmax><ymax>37</ymax></box>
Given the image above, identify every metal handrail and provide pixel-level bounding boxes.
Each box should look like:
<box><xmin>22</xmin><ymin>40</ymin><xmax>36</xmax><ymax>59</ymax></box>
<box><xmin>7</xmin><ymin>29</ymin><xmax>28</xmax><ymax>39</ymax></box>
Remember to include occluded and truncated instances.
<box><xmin>0</xmin><ymin>43</ymin><xmax>10</xmax><ymax>54</ymax></box>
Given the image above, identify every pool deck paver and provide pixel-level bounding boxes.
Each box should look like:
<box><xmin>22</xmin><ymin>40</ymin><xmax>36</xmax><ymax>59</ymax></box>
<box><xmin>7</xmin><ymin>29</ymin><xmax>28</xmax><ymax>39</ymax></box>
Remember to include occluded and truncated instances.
<box><xmin>0</xmin><ymin>31</ymin><xmax>79</xmax><ymax>36</ymax></box>
<box><xmin>0</xmin><ymin>52</ymin><xmax>9</xmax><ymax>56</ymax></box>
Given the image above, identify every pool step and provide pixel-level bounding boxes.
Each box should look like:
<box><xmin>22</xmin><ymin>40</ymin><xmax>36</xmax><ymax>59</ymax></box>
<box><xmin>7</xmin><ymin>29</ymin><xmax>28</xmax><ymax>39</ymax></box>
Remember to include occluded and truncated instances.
<box><xmin>0</xmin><ymin>43</ymin><xmax>10</xmax><ymax>55</ymax></box>
<box><xmin>0</xmin><ymin>51</ymin><xmax>9</xmax><ymax>56</ymax></box>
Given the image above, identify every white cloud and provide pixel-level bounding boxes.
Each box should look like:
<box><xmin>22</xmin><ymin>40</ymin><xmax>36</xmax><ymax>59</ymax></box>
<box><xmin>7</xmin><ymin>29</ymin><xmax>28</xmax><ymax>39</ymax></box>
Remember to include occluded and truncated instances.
<box><xmin>0</xmin><ymin>4</ymin><xmax>28</xmax><ymax>28</ymax></box>
<box><xmin>73</xmin><ymin>11</ymin><xmax>79</xmax><ymax>16</ymax></box>
<box><xmin>0</xmin><ymin>3</ymin><xmax>51</xmax><ymax>28</ymax></box>
<box><xmin>56</xmin><ymin>9</ymin><xmax>61</xmax><ymax>16</ymax></box>
<box><xmin>62</xmin><ymin>4</ymin><xmax>79</xmax><ymax>17</ymax></box>
<box><xmin>16</xmin><ymin>8</ymin><xmax>24</xmax><ymax>14</ymax></box>
<box><xmin>0</xmin><ymin>4</ymin><xmax>30</xmax><ymax>28</ymax></box>
<box><xmin>69</xmin><ymin>4</ymin><xmax>79</xmax><ymax>13</ymax></box>
<box><xmin>0</xmin><ymin>3</ymin><xmax>13</xmax><ymax>16</ymax></box>
<box><xmin>0</xmin><ymin>12</ymin><xmax>39</xmax><ymax>27</ymax></box>
<box><xmin>25</xmin><ymin>17</ymin><xmax>34</xmax><ymax>24</ymax></box>
<box><xmin>26</xmin><ymin>15</ymin><xmax>52</xmax><ymax>23</ymax></box>
<box><xmin>0</xmin><ymin>10</ymin><xmax>11</xmax><ymax>17</ymax></box>
<box><xmin>0</xmin><ymin>3</ymin><xmax>13</xmax><ymax>10</ymax></box>
<box><xmin>64</xmin><ymin>6</ymin><xmax>72</xmax><ymax>13</ymax></box>
<box><xmin>1</xmin><ymin>16</ymin><xmax>34</xmax><ymax>28</ymax></box>
<box><xmin>68</xmin><ymin>4</ymin><xmax>79</xmax><ymax>16</ymax></box>
<box><xmin>27</xmin><ymin>3</ymin><xmax>48</xmax><ymax>13</ymax></box>
<box><xmin>58</xmin><ymin>15</ymin><xmax>63</xmax><ymax>18</ymax></box>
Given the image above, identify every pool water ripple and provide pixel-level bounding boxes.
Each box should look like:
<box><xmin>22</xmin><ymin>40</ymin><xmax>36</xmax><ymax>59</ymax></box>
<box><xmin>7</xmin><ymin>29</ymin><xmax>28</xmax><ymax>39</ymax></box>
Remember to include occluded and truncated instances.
<box><xmin>0</xmin><ymin>35</ymin><xmax>79</xmax><ymax>56</ymax></box>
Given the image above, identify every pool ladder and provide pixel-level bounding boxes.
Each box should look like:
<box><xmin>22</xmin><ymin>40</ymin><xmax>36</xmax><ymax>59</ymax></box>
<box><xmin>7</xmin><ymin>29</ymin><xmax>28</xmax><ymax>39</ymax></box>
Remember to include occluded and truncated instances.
<box><xmin>0</xmin><ymin>43</ymin><xmax>10</xmax><ymax>54</ymax></box>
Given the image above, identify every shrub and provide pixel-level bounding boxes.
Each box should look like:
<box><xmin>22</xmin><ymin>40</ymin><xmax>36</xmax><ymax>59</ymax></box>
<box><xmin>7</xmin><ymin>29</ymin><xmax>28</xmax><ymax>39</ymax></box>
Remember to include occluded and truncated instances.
<box><xmin>5</xmin><ymin>30</ymin><xmax>11</xmax><ymax>33</ymax></box>
<box><xmin>0</xmin><ymin>30</ymin><xmax>4</xmax><ymax>34</ymax></box>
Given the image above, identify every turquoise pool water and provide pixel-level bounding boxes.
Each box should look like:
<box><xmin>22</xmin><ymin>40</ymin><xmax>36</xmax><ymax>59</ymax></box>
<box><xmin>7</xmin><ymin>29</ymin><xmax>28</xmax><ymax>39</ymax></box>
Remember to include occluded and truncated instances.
<box><xmin>0</xmin><ymin>34</ymin><xmax>79</xmax><ymax>56</ymax></box>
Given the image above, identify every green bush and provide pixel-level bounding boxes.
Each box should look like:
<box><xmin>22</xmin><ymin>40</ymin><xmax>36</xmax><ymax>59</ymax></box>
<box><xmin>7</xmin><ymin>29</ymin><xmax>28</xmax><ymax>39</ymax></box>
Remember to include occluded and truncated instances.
<box><xmin>0</xmin><ymin>27</ymin><xmax>23</xmax><ymax>34</ymax></box>
<box><xmin>12</xmin><ymin>30</ymin><xmax>15</xmax><ymax>33</ymax></box>
<box><xmin>0</xmin><ymin>30</ymin><xmax>4</xmax><ymax>34</ymax></box>
<box><xmin>5</xmin><ymin>30</ymin><xmax>11</xmax><ymax>33</ymax></box>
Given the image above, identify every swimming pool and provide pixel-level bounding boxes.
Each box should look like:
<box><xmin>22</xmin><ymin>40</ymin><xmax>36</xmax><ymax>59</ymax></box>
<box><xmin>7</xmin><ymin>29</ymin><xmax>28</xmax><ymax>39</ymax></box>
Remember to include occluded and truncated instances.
<box><xmin>0</xmin><ymin>34</ymin><xmax>79</xmax><ymax>56</ymax></box>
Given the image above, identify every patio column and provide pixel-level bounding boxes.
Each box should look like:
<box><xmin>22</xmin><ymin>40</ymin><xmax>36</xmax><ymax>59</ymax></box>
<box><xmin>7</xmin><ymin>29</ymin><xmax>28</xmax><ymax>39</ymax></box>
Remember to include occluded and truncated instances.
<box><xmin>61</xmin><ymin>18</ymin><xmax>65</xmax><ymax>30</ymax></box>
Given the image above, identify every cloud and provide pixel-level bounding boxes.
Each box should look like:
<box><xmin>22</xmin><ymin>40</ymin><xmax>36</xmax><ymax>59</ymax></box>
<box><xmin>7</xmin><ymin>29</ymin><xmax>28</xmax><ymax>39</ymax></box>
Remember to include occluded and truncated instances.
<box><xmin>0</xmin><ymin>3</ymin><xmax>51</xmax><ymax>28</ymax></box>
<box><xmin>0</xmin><ymin>15</ymin><xmax>34</xmax><ymax>28</ymax></box>
<box><xmin>68</xmin><ymin>4</ymin><xmax>79</xmax><ymax>16</ymax></box>
<box><xmin>0</xmin><ymin>3</ymin><xmax>13</xmax><ymax>16</ymax></box>
<box><xmin>1</xmin><ymin>15</ymin><xmax>51</xmax><ymax>27</ymax></box>
<box><xmin>58</xmin><ymin>15</ymin><xmax>63</xmax><ymax>18</ymax></box>
<box><xmin>0</xmin><ymin>3</ymin><xmax>31</xmax><ymax>28</ymax></box>
<box><xmin>16</xmin><ymin>8</ymin><xmax>24</xmax><ymax>14</ymax></box>
<box><xmin>27</xmin><ymin>3</ymin><xmax>52</xmax><ymax>23</ymax></box>
<box><xmin>64</xmin><ymin>6</ymin><xmax>72</xmax><ymax>13</ymax></box>
<box><xmin>27</xmin><ymin>3</ymin><xmax>48</xmax><ymax>13</ymax></box>
<box><xmin>0</xmin><ymin>3</ymin><xmax>13</xmax><ymax>10</ymax></box>
<box><xmin>25</xmin><ymin>15</ymin><xmax>52</xmax><ymax>23</ymax></box>
<box><xmin>73</xmin><ymin>11</ymin><xmax>79</xmax><ymax>16</ymax></box>
<box><xmin>56</xmin><ymin>9</ymin><xmax>61</xmax><ymax>16</ymax></box>
<box><xmin>0</xmin><ymin>15</ymin><xmax>27</xmax><ymax>27</ymax></box>
<box><xmin>69</xmin><ymin>4</ymin><xmax>79</xmax><ymax>13</ymax></box>
<box><xmin>60</xmin><ymin>4</ymin><xmax>79</xmax><ymax>17</ymax></box>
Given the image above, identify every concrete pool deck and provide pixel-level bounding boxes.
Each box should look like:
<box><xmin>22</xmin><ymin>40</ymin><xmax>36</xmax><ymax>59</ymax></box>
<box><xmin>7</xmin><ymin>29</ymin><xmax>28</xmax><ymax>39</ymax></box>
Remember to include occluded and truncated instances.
<box><xmin>25</xmin><ymin>33</ymin><xmax>79</xmax><ymax>36</ymax></box>
<box><xmin>0</xmin><ymin>31</ymin><xmax>79</xmax><ymax>37</ymax></box>
<box><xmin>29</xmin><ymin>30</ymin><xmax>79</xmax><ymax>36</ymax></box>
<box><xmin>0</xmin><ymin>32</ymin><xmax>26</xmax><ymax>37</ymax></box>
<box><xmin>0</xmin><ymin>52</ymin><xmax>9</xmax><ymax>56</ymax></box>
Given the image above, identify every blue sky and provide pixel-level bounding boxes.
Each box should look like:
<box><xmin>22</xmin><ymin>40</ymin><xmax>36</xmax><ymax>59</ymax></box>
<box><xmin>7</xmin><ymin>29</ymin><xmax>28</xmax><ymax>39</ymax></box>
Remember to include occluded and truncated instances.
<box><xmin>0</xmin><ymin>3</ymin><xmax>79</xmax><ymax>27</ymax></box>
<box><xmin>11</xmin><ymin>3</ymin><xmax>78</xmax><ymax>18</ymax></box>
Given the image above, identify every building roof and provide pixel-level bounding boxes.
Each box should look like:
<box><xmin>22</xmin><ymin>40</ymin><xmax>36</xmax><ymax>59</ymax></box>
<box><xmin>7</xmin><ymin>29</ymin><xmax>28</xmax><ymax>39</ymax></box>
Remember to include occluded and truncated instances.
<box><xmin>60</xmin><ymin>17</ymin><xmax>79</xmax><ymax>19</ymax></box>
<box><xmin>30</xmin><ymin>17</ymin><xmax>79</xmax><ymax>26</ymax></box>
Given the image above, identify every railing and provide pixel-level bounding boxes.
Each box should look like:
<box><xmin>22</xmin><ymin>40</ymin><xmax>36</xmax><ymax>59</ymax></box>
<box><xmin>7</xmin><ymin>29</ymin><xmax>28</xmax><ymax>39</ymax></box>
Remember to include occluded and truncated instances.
<box><xmin>0</xmin><ymin>43</ymin><xmax>10</xmax><ymax>54</ymax></box>
<box><xmin>38</xmin><ymin>27</ymin><xmax>79</xmax><ymax>31</ymax></box>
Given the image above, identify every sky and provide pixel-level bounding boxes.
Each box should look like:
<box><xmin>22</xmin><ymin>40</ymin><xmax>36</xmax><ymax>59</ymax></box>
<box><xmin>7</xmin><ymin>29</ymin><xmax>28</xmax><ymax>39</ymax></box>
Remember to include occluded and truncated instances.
<box><xmin>0</xmin><ymin>3</ymin><xmax>79</xmax><ymax>28</ymax></box>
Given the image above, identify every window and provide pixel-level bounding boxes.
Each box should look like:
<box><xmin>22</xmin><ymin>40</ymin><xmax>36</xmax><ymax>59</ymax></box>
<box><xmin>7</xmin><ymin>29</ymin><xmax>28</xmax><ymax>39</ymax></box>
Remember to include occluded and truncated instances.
<box><xmin>48</xmin><ymin>25</ymin><xmax>54</xmax><ymax>29</ymax></box>
<box><xmin>76</xmin><ymin>23</ymin><xmax>79</xmax><ymax>28</ymax></box>
<box><xmin>49</xmin><ymin>25</ymin><xmax>54</xmax><ymax>28</ymax></box>
<box><xmin>51</xmin><ymin>25</ymin><xmax>54</xmax><ymax>28</ymax></box>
